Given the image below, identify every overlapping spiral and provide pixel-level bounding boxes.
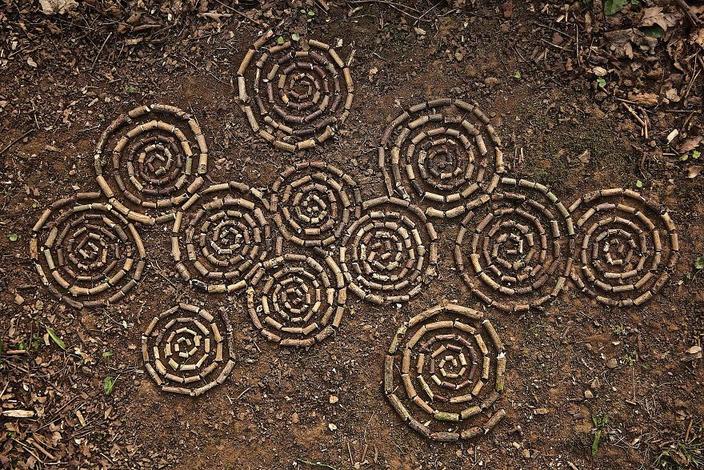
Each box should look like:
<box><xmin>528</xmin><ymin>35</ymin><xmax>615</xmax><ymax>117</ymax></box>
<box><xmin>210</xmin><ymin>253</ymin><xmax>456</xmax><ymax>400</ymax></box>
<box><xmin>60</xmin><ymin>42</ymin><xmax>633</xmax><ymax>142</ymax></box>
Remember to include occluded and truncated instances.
<box><xmin>340</xmin><ymin>196</ymin><xmax>439</xmax><ymax>305</ymax></box>
<box><xmin>236</xmin><ymin>31</ymin><xmax>354</xmax><ymax>152</ymax></box>
<box><xmin>94</xmin><ymin>104</ymin><xmax>208</xmax><ymax>225</ymax></box>
<box><xmin>246</xmin><ymin>253</ymin><xmax>347</xmax><ymax>347</ymax></box>
<box><xmin>271</xmin><ymin>161</ymin><xmax>362</xmax><ymax>248</ymax></box>
<box><xmin>142</xmin><ymin>303</ymin><xmax>235</xmax><ymax>397</ymax></box>
<box><xmin>171</xmin><ymin>182</ymin><xmax>270</xmax><ymax>294</ymax></box>
<box><xmin>454</xmin><ymin>178</ymin><xmax>574</xmax><ymax>313</ymax></box>
<box><xmin>29</xmin><ymin>193</ymin><xmax>146</xmax><ymax>309</ymax></box>
<box><xmin>379</xmin><ymin>98</ymin><xmax>505</xmax><ymax>219</ymax></box>
<box><xmin>385</xmin><ymin>302</ymin><xmax>506</xmax><ymax>441</ymax></box>
<box><xmin>569</xmin><ymin>188</ymin><xmax>679</xmax><ymax>307</ymax></box>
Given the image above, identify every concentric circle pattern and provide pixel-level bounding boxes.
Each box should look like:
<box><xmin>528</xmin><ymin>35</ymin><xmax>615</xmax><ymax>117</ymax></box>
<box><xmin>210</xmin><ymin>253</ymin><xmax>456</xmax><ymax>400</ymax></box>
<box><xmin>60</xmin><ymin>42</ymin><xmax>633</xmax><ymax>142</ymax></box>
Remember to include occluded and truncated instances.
<box><xmin>271</xmin><ymin>161</ymin><xmax>362</xmax><ymax>248</ymax></box>
<box><xmin>171</xmin><ymin>182</ymin><xmax>270</xmax><ymax>294</ymax></box>
<box><xmin>30</xmin><ymin>192</ymin><xmax>146</xmax><ymax>309</ymax></box>
<box><xmin>236</xmin><ymin>30</ymin><xmax>354</xmax><ymax>152</ymax></box>
<box><xmin>246</xmin><ymin>253</ymin><xmax>347</xmax><ymax>347</ymax></box>
<box><xmin>454</xmin><ymin>177</ymin><xmax>575</xmax><ymax>313</ymax></box>
<box><xmin>379</xmin><ymin>98</ymin><xmax>505</xmax><ymax>219</ymax></box>
<box><xmin>569</xmin><ymin>188</ymin><xmax>679</xmax><ymax>307</ymax></box>
<box><xmin>384</xmin><ymin>302</ymin><xmax>507</xmax><ymax>442</ymax></box>
<box><xmin>340</xmin><ymin>196</ymin><xmax>439</xmax><ymax>305</ymax></box>
<box><xmin>142</xmin><ymin>303</ymin><xmax>235</xmax><ymax>396</ymax></box>
<box><xmin>94</xmin><ymin>104</ymin><xmax>208</xmax><ymax>225</ymax></box>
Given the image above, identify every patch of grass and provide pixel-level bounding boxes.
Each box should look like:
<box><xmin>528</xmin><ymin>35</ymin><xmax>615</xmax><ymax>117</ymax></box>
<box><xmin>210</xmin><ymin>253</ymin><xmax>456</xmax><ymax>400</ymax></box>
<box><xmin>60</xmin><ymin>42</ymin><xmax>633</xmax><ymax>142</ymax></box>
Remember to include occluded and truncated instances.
<box><xmin>655</xmin><ymin>436</ymin><xmax>704</xmax><ymax>469</ymax></box>
<box><xmin>612</xmin><ymin>324</ymin><xmax>627</xmax><ymax>337</ymax></box>
<box><xmin>623</xmin><ymin>350</ymin><xmax>637</xmax><ymax>366</ymax></box>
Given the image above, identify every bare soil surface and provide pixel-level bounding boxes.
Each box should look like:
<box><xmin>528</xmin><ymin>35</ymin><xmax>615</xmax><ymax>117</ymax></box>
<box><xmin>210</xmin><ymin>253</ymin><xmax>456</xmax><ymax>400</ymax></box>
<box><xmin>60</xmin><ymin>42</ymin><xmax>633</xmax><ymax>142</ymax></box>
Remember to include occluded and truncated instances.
<box><xmin>1</xmin><ymin>1</ymin><xmax>703</xmax><ymax>469</ymax></box>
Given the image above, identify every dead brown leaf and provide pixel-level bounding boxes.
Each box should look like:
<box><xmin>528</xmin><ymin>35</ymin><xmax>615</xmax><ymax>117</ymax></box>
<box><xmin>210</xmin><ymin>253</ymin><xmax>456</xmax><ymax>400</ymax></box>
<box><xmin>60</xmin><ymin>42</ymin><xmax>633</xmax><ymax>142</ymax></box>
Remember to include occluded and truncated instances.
<box><xmin>628</xmin><ymin>92</ymin><xmax>659</xmax><ymax>106</ymax></box>
<box><xmin>641</xmin><ymin>7</ymin><xmax>682</xmax><ymax>32</ymax></box>
<box><xmin>39</xmin><ymin>0</ymin><xmax>78</xmax><ymax>15</ymax></box>
<box><xmin>678</xmin><ymin>136</ymin><xmax>702</xmax><ymax>153</ymax></box>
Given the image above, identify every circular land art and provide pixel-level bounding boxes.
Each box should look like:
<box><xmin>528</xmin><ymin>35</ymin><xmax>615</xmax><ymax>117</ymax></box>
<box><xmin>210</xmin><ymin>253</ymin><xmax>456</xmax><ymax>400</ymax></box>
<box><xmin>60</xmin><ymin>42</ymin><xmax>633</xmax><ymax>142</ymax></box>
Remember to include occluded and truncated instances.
<box><xmin>340</xmin><ymin>196</ymin><xmax>439</xmax><ymax>305</ymax></box>
<box><xmin>171</xmin><ymin>182</ymin><xmax>271</xmax><ymax>294</ymax></box>
<box><xmin>271</xmin><ymin>161</ymin><xmax>362</xmax><ymax>249</ymax></box>
<box><xmin>379</xmin><ymin>98</ymin><xmax>505</xmax><ymax>219</ymax></box>
<box><xmin>142</xmin><ymin>303</ymin><xmax>236</xmax><ymax>396</ymax></box>
<box><xmin>236</xmin><ymin>30</ymin><xmax>354</xmax><ymax>152</ymax></box>
<box><xmin>384</xmin><ymin>302</ymin><xmax>507</xmax><ymax>442</ymax></box>
<box><xmin>569</xmin><ymin>188</ymin><xmax>679</xmax><ymax>307</ymax></box>
<box><xmin>30</xmin><ymin>192</ymin><xmax>146</xmax><ymax>309</ymax></box>
<box><xmin>94</xmin><ymin>104</ymin><xmax>208</xmax><ymax>225</ymax></box>
<box><xmin>246</xmin><ymin>253</ymin><xmax>347</xmax><ymax>347</ymax></box>
<box><xmin>454</xmin><ymin>177</ymin><xmax>575</xmax><ymax>313</ymax></box>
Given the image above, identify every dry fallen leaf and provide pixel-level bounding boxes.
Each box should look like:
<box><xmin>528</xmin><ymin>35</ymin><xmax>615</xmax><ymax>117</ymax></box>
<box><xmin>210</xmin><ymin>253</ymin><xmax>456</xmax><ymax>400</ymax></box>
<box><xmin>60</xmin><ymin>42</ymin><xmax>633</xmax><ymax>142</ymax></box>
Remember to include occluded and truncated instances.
<box><xmin>678</xmin><ymin>136</ymin><xmax>702</xmax><ymax>153</ymax></box>
<box><xmin>628</xmin><ymin>92</ymin><xmax>659</xmax><ymax>106</ymax></box>
<box><xmin>692</xmin><ymin>28</ymin><xmax>704</xmax><ymax>47</ymax></box>
<box><xmin>687</xmin><ymin>165</ymin><xmax>702</xmax><ymax>179</ymax></box>
<box><xmin>39</xmin><ymin>0</ymin><xmax>78</xmax><ymax>15</ymax></box>
<box><xmin>640</xmin><ymin>7</ymin><xmax>682</xmax><ymax>32</ymax></box>
<box><xmin>592</xmin><ymin>66</ymin><xmax>608</xmax><ymax>77</ymax></box>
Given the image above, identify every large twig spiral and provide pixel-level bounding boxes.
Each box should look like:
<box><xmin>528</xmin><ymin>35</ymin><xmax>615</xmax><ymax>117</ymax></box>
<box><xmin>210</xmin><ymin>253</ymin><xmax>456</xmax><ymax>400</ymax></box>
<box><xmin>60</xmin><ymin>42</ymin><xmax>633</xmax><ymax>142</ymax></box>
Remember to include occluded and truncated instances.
<box><xmin>385</xmin><ymin>302</ymin><xmax>507</xmax><ymax>441</ymax></box>
<box><xmin>94</xmin><ymin>104</ymin><xmax>208</xmax><ymax>225</ymax></box>
<box><xmin>30</xmin><ymin>192</ymin><xmax>146</xmax><ymax>309</ymax></box>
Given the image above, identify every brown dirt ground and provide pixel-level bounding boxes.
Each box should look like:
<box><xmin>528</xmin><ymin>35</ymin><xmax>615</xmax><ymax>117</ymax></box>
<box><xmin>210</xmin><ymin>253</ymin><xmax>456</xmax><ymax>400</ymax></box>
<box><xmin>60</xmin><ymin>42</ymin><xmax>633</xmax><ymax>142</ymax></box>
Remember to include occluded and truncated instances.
<box><xmin>1</xmin><ymin>1</ymin><xmax>703</xmax><ymax>469</ymax></box>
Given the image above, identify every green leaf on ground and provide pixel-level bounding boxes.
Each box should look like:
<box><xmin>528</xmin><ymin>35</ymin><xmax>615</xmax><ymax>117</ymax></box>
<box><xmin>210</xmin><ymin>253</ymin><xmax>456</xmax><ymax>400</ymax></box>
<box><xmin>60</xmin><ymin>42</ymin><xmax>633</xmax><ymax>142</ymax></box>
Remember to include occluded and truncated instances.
<box><xmin>695</xmin><ymin>256</ymin><xmax>704</xmax><ymax>270</ymax></box>
<box><xmin>641</xmin><ymin>25</ymin><xmax>664</xmax><ymax>38</ymax></box>
<box><xmin>103</xmin><ymin>376</ymin><xmax>116</xmax><ymax>396</ymax></box>
<box><xmin>8</xmin><ymin>233</ymin><xmax>18</xmax><ymax>242</ymax></box>
<box><xmin>596</xmin><ymin>77</ymin><xmax>607</xmax><ymax>88</ymax></box>
<box><xmin>635</xmin><ymin>180</ymin><xmax>644</xmax><ymax>188</ymax></box>
<box><xmin>291</xmin><ymin>33</ymin><xmax>300</xmax><ymax>42</ymax></box>
<box><xmin>513</xmin><ymin>71</ymin><xmax>522</xmax><ymax>79</ymax></box>
<box><xmin>591</xmin><ymin>414</ymin><xmax>610</xmax><ymax>456</ymax></box>
<box><xmin>693</xmin><ymin>150</ymin><xmax>701</xmax><ymax>160</ymax></box>
<box><xmin>276</xmin><ymin>36</ymin><xmax>285</xmax><ymax>45</ymax></box>
<box><xmin>604</xmin><ymin>0</ymin><xmax>629</xmax><ymax>15</ymax></box>
<box><xmin>592</xmin><ymin>429</ymin><xmax>603</xmax><ymax>456</ymax></box>
<box><xmin>46</xmin><ymin>327</ymin><xmax>66</xmax><ymax>350</ymax></box>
